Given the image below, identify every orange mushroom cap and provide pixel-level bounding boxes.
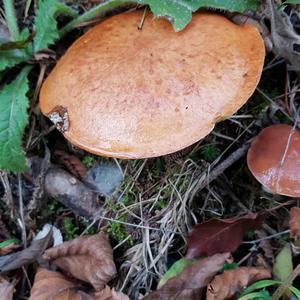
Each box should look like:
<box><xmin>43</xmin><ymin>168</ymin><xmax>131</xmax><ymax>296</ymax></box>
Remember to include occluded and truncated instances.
<box><xmin>40</xmin><ymin>11</ymin><xmax>265</xmax><ymax>159</ymax></box>
<box><xmin>247</xmin><ymin>124</ymin><xmax>300</xmax><ymax>197</ymax></box>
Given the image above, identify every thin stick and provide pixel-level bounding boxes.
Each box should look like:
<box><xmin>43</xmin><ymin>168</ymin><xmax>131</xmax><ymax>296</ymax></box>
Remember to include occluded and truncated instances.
<box><xmin>3</xmin><ymin>0</ymin><xmax>19</xmax><ymax>40</ymax></box>
<box><xmin>18</xmin><ymin>174</ymin><xmax>27</xmax><ymax>248</ymax></box>
<box><xmin>242</xmin><ymin>229</ymin><xmax>290</xmax><ymax>244</ymax></box>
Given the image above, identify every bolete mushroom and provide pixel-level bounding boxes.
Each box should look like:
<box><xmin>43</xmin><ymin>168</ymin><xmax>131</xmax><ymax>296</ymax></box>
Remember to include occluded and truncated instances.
<box><xmin>247</xmin><ymin>124</ymin><xmax>300</xmax><ymax>197</ymax></box>
<box><xmin>40</xmin><ymin>11</ymin><xmax>265</xmax><ymax>159</ymax></box>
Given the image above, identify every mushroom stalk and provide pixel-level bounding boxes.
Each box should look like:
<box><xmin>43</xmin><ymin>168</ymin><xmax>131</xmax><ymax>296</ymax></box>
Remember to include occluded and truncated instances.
<box><xmin>59</xmin><ymin>0</ymin><xmax>125</xmax><ymax>37</ymax></box>
<box><xmin>3</xmin><ymin>0</ymin><xmax>19</xmax><ymax>40</ymax></box>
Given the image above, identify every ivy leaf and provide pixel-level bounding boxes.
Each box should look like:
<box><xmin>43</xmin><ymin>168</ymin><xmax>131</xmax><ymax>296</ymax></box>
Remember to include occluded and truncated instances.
<box><xmin>136</xmin><ymin>0</ymin><xmax>259</xmax><ymax>31</ymax></box>
<box><xmin>0</xmin><ymin>67</ymin><xmax>31</xmax><ymax>172</ymax></box>
<box><xmin>33</xmin><ymin>0</ymin><xmax>77</xmax><ymax>52</ymax></box>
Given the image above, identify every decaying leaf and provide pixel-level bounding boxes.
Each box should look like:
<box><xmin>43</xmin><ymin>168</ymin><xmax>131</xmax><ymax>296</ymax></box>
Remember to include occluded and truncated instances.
<box><xmin>94</xmin><ymin>286</ymin><xmax>129</xmax><ymax>300</ymax></box>
<box><xmin>290</xmin><ymin>207</ymin><xmax>300</xmax><ymax>239</ymax></box>
<box><xmin>0</xmin><ymin>277</ymin><xmax>15</xmax><ymax>300</ymax></box>
<box><xmin>144</xmin><ymin>253</ymin><xmax>231</xmax><ymax>300</ymax></box>
<box><xmin>29</xmin><ymin>268</ymin><xmax>93</xmax><ymax>300</ymax></box>
<box><xmin>186</xmin><ymin>213</ymin><xmax>263</xmax><ymax>258</ymax></box>
<box><xmin>206</xmin><ymin>267</ymin><xmax>271</xmax><ymax>300</ymax></box>
<box><xmin>0</xmin><ymin>229</ymin><xmax>52</xmax><ymax>273</ymax></box>
<box><xmin>43</xmin><ymin>233</ymin><xmax>116</xmax><ymax>291</ymax></box>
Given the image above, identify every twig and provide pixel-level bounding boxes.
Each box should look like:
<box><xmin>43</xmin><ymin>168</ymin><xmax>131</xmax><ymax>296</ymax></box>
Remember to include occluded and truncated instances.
<box><xmin>3</xmin><ymin>0</ymin><xmax>19</xmax><ymax>40</ymax></box>
<box><xmin>17</xmin><ymin>174</ymin><xmax>27</xmax><ymax>248</ymax></box>
<box><xmin>242</xmin><ymin>229</ymin><xmax>290</xmax><ymax>244</ymax></box>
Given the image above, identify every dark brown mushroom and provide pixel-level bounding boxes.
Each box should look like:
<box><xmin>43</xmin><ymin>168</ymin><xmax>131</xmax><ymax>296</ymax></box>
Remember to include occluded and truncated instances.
<box><xmin>247</xmin><ymin>124</ymin><xmax>300</xmax><ymax>197</ymax></box>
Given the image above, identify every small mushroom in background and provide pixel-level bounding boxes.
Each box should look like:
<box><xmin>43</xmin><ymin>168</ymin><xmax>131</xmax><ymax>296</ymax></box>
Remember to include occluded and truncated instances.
<box><xmin>39</xmin><ymin>11</ymin><xmax>265</xmax><ymax>159</ymax></box>
<box><xmin>247</xmin><ymin>124</ymin><xmax>300</xmax><ymax>197</ymax></box>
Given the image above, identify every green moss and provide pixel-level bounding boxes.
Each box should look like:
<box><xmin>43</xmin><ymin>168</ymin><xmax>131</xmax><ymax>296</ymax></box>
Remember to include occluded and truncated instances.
<box><xmin>201</xmin><ymin>144</ymin><xmax>220</xmax><ymax>163</ymax></box>
<box><xmin>63</xmin><ymin>217</ymin><xmax>79</xmax><ymax>240</ymax></box>
<box><xmin>107</xmin><ymin>217</ymin><xmax>133</xmax><ymax>246</ymax></box>
<box><xmin>82</xmin><ymin>156</ymin><xmax>94</xmax><ymax>168</ymax></box>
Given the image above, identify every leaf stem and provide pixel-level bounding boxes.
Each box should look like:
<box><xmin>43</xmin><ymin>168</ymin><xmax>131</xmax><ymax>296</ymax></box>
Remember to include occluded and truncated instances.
<box><xmin>3</xmin><ymin>0</ymin><xmax>20</xmax><ymax>40</ymax></box>
<box><xmin>59</xmin><ymin>0</ymin><xmax>126</xmax><ymax>37</ymax></box>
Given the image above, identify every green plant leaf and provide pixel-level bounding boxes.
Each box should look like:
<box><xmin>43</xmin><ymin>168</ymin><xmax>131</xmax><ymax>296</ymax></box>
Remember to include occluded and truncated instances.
<box><xmin>238</xmin><ymin>290</ymin><xmax>270</xmax><ymax>300</ymax></box>
<box><xmin>33</xmin><ymin>0</ymin><xmax>77</xmax><ymax>52</ymax></box>
<box><xmin>289</xmin><ymin>286</ymin><xmax>300</xmax><ymax>299</ymax></box>
<box><xmin>0</xmin><ymin>67</ymin><xmax>31</xmax><ymax>171</ymax></box>
<box><xmin>158</xmin><ymin>258</ymin><xmax>195</xmax><ymax>288</ymax></box>
<box><xmin>136</xmin><ymin>0</ymin><xmax>259</xmax><ymax>31</ymax></box>
<box><xmin>0</xmin><ymin>239</ymin><xmax>19</xmax><ymax>248</ymax></box>
<box><xmin>283</xmin><ymin>0</ymin><xmax>300</xmax><ymax>4</ymax></box>
<box><xmin>239</xmin><ymin>279</ymin><xmax>281</xmax><ymax>296</ymax></box>
<box><xmin>273</xmin><ymin>244</ymin><xmax>293</xmax><ymax>282</ymax></box>
<box><xmin>0</xmin><ymin>29</ymin><xmax>32</xmax><ymax>71</ymax></box>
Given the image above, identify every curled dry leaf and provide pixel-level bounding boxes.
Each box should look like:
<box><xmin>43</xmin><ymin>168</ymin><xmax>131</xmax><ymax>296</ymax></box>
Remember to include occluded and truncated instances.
<box><xmin>247</xmin><ymin>124</ymin><xmax>300</xmax><ymax>197</ymax></box>
<box><xmin>206</xmin><ymin>267</ymin><xmax>271</xmax><ymax>300</ymax></box>
<box><xmin>94</xmin><ymin>286</ymin><xmax>129</xmax><ymax>300</ymax></box>
<box><xmin>144</xmin><ymin>253</ymin><xmax>231</xmax><ymax>300</ymax></box>
<box><xmin>186</xmin><ymin>213</ymin><xmax>263</xmax><ymax>258</ymax></box>
<box><xmin>290</xmin><ymin>207</ymin><xmax>300</xmax><ymax>239</ymax></box>
<box><xmin>29</xmin><ymin>268</ymin><xmax>93</xmax><ymax>300</ymax></box>
<box><xmin>0</xmin><ymin>277</ymin><xmax>15</xmax><ymax>300</ymax></box>
<box><xmin>43</xmin><ymin>233</ymin><xmax>116</xmax><ymax>291</ymax></box>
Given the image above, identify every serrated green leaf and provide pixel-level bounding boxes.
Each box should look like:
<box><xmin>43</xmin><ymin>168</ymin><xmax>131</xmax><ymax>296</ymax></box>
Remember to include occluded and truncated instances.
<box><xmin>0</xmin><ymin>29</ymin><xmax>32</xmax><ymax>71</ymax></box>
<box><xmin>0</xmin><ymin>67</ymin><xmax>31</xmax><ymax>172</ymax></box>
<box><xmin>136</xmin><ymin>0</ymin><xmax>259</xmax><ymax>31</ymax></box>
<box><xmin>273</xmin><ymin>244</ymin><xmax>293</xmax><ymax>282</ymax></box>
<box><xmin>0</xmin><ymin>49</ymin><xmax>30</xmax><ymax>71</ymax></box>
<box><xmin>33</xmin><ymin>0</ymin><xmax>77</xmax><ymax>52</ymax></box>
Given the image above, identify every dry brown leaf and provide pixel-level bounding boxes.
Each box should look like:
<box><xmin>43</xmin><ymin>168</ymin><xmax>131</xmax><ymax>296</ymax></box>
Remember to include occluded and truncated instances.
<box><xmin>206</xmin><ymin>267</ymin><xmax>271</xmax><ymax>300</ymax></box>
<box><xmin>43</xmin><ymin>233</ymin><xmax>116</xmax><ymax>291</ymax></box>
<box><xmin>94</xmin><ymin>286</ymin><xmax>129</xmax><ymax>300</ymax></box>
<box><xmin>29</xmin><ymin>268</ymin><xmax>93</xmax><ymax>300</ymax></box>
<box><xmin>144</xmin><ymin>253</ymin><xmax>231</xmax><ymax>300</ymax></box>
<box><xmin>187</xmin><ymin>213</ymin><xmax>263</xmax><ymax>258</ymax></box>
<box><xmin>0</xmin><ymin>277</ymin><xmax>15</xmax><ymax>300</ymax></box>
<box><xmin>290</xmin><ymin>207</ymin><xmax>300</xmax><ymax>239</ymax></box>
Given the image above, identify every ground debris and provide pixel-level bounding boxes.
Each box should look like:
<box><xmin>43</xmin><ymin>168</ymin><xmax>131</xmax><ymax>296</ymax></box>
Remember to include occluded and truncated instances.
<box><xmin>0</xmin><ymin>229</ymin><xmax>52</xmax><ymax>273</ymax></box>
<box><xmin>43</xmin><ymin>233</ymin><xmax>116</xmax><ymax>291</ymax></box>
<box><xmin>44</xmin><ymin>167</ymin><xmax>102</xmax><ymax>218</ymax></box>
<box><xmin>206</xmin><ymin>267</ymin><xmax>271</xmax><ymax>300</ymax></box>
<box><xmin>143</xmin><ymin>253</ymin><xmax>231</xmax><ymax>300</ymax></box>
